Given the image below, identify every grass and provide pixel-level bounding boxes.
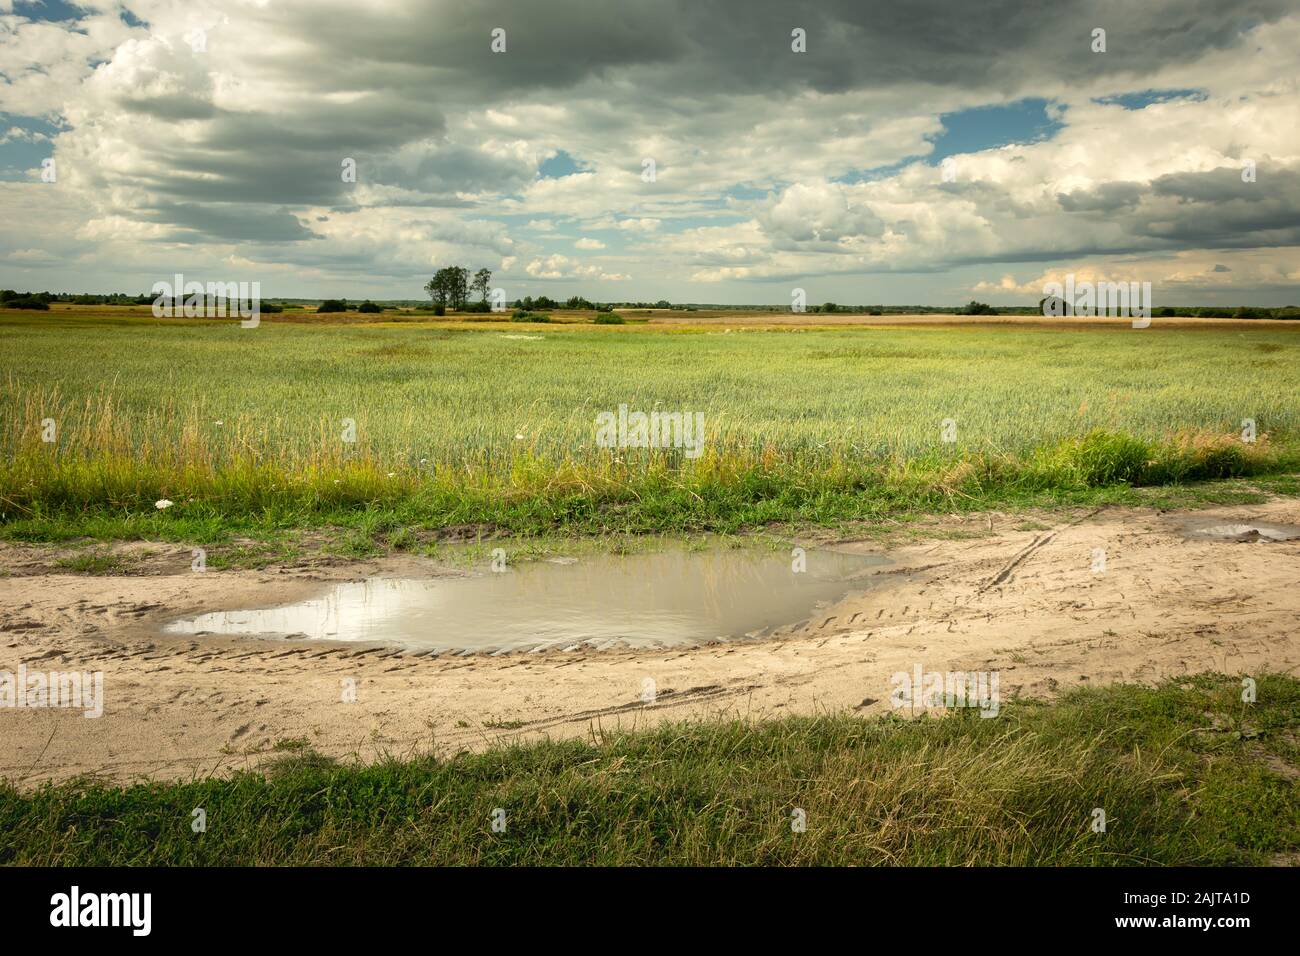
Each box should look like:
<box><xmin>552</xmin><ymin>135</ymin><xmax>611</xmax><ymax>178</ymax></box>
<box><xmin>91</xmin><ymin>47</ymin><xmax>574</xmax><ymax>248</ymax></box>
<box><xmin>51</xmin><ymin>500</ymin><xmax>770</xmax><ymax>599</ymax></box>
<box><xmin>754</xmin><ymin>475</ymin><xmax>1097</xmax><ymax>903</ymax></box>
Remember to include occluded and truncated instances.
<box><xmin>2</xmin><ymin>673</ymin><xmax>1296</xmax><ymax>866</ymax></box>
<box><xmin>2</xmin><ymin>310</ymin><xmax>1299</xmax><ymax>539</ymax></box>
<box><xmin>50</xmin><ymin>548</ymin><xmax>135</xmax><ymax>575</ymax></box>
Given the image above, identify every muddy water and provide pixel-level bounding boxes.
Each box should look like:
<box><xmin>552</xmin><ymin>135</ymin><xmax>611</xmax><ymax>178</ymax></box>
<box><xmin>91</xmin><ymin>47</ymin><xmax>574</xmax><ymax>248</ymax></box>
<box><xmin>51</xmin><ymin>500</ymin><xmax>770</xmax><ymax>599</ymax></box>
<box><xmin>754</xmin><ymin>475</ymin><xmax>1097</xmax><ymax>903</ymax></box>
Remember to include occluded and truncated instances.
<box><xmin>163</xmin><ymin>546</ymin><xmax>885</xmax><ymax>653</ymax></box>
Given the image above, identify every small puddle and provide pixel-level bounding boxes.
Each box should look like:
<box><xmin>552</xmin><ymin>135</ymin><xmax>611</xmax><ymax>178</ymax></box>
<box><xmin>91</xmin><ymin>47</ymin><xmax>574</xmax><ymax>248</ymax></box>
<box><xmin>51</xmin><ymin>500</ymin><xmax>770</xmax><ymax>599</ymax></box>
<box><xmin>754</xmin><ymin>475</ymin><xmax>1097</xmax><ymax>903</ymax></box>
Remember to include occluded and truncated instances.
<box><xmin>163</xmin><ymin>546</ymin><xmax>886</xmax><ymax>653</ymax></box>
<box><xmin>1182</xmin><ymin>519</ymin><xmax>1300</xmax><ymax>543</ymax></box>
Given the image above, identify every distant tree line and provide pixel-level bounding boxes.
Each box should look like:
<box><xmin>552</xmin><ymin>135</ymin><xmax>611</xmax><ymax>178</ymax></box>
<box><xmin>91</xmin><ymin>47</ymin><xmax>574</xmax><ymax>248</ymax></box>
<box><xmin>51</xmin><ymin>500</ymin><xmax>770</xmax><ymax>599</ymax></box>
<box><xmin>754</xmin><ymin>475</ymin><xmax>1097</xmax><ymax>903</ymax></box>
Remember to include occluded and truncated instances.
<box><xmin>4</xmin><ymin>286</ymin><xmax>1296</xmax><ymax>321</ymax></box>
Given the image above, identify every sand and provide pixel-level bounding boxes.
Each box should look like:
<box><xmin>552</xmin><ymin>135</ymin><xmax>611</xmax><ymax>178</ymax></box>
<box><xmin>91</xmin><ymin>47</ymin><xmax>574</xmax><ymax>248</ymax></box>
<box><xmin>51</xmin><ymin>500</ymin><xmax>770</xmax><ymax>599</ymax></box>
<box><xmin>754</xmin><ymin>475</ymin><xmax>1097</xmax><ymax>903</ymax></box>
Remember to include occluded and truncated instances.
<box><xmin>2</xmin><ymin>500</ymin><xmax>1298</xmax><ymax>787</ymax></box>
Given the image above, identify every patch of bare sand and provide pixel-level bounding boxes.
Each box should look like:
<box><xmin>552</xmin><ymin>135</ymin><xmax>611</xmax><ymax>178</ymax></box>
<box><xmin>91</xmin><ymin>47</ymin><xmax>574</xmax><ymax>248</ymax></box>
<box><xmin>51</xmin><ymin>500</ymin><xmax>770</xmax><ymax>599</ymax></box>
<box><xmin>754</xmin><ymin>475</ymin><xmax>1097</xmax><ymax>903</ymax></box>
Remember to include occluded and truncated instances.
<box><xmin>2</xmin><ymin>501</ymin><xmax>1298</xmax><ymax>786</ymax></box>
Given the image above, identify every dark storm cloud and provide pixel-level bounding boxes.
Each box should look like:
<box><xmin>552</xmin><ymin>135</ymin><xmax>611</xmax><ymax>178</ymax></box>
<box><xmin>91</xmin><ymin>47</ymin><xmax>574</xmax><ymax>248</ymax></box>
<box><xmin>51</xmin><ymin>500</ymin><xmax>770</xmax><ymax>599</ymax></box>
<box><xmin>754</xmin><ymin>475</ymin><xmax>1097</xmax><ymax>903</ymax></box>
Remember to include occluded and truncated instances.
<box><xmin>374</xmin><ymin>141</ymin><xmax>537</xmax><ymax>196</ymax></box>
<box><xmin>92</xmin><ymin>91</ymin><xmax>453</xmax><ymax>209</ymax></box>
<box><xmin>1056</xmin><ymin>182</ymin><xmax>1145</xmax><ymax>213</ymax></box>
<box><xmin>1047</xmin><ymin>166</ymin><xmax>1300</xmax><ymax>251</ymax></box>
<box><xmin>137</xmin><ymin>202</ymin><xmax>319</xmax><ymax>243</ymax></box>
<box><xmin>253</xmin><ymin>0</ymin><xmax>1294</xmax><ymax>99</ymax></box>
<box><xmin>125</xmin><ymin>0</ymin><xmax>1287</xmax><ymax>219</ymax></box>
<box><xmin>1137</xmin><ymin>168</ymin><xmax>1300</xmax><ymax>246</ymax></box>
<box><xmin>117</xmin><ymin>93</ymin><xmax>217</xmax><ymax>121</ymax></box>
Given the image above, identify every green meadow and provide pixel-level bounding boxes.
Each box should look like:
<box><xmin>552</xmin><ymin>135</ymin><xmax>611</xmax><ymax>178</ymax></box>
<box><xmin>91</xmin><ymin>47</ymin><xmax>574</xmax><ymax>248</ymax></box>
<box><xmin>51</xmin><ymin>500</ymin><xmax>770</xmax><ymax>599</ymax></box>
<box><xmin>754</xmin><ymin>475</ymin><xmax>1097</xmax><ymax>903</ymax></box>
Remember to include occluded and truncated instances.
<box><xmin>3</xmin><ymin>309</ymin><xmax>1299</xmax><ymax>539</ymax></box>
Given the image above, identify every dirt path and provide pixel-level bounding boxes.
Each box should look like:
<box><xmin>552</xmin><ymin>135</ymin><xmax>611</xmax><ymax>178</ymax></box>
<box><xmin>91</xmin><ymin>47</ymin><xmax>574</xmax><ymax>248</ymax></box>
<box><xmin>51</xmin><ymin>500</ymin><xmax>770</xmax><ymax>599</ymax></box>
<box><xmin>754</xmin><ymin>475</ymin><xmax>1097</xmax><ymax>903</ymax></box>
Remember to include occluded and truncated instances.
<box><xmin>2</xmin><ymin>501</ymin><xmax>1299</xmax><ymax>786</ymax></box>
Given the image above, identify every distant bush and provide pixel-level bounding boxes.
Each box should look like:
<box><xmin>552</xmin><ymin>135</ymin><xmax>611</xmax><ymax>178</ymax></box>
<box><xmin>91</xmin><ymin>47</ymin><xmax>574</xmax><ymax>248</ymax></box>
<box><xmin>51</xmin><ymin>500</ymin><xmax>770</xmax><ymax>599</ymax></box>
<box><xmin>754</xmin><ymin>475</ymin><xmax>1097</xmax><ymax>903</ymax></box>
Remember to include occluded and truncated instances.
<box><xmin>461</xmin><ymin>300</ymin><xmax>491</xmax><ymax>313</ymax></box>
<box><xmin>511</xmin><ymin>310</ymin><xmax>551</xmax><ymax>323</ymax></box>
<box><xmin>1234</xmin><ymin>306</ymin><xmax>1268</xmax><ymax>319</ymax></box>
<box><xmin>357</xmin><ymin>301</ymin><xmax>382</xmax><ymax>313</ymax></box>
<box><xmin>1196</xmin><ymin>308</ymin><xmax>1233</xmax><ymax>318</ymax></box>
<box><xmin>962</xmin><ymin>300</ymin><xmax>997</xmax><ymax>315</ymax></box>
<box><xmin>317</xmin><ymin>299</ymin><xmax>347</xmax><ymax>313</ymax></box>
<box><xmin>3</xmin><ymin>296</ymin><xmax>49</xmax><ymax>310</ymax></box>
<box><xmin>594</xmin><ymin>312</ymin><xmax>624</xmax><ymax>324</ymax></box>
<box><xmin>432</xmin><ymin>304</ymin><xmax>445</xmax><ymax>316</ymax></box>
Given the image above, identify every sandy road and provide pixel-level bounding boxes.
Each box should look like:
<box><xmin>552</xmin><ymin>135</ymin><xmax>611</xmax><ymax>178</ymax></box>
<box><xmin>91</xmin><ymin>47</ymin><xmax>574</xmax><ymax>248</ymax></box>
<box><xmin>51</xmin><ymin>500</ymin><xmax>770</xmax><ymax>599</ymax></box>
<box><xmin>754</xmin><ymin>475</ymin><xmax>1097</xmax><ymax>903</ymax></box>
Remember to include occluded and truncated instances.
<box><xmin>2</xmin><ymin>500</ymin><xmax>1298</xmax><ymax>786</ymax></box>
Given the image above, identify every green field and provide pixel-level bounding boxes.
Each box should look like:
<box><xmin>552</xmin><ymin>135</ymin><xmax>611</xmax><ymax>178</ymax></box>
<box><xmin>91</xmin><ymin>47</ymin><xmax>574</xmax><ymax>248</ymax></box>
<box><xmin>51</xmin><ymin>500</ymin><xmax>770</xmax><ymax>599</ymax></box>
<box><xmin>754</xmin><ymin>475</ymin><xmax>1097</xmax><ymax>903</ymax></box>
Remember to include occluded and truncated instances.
<box><xmin>2</xmin><ymin>673</ymin><xmax>1296</xmax><ymax>866</ymax></box>
<box><xmin>3</xmin><ymin>309</ymin><xmax>1299</xmax><ymax>539</ymax></box>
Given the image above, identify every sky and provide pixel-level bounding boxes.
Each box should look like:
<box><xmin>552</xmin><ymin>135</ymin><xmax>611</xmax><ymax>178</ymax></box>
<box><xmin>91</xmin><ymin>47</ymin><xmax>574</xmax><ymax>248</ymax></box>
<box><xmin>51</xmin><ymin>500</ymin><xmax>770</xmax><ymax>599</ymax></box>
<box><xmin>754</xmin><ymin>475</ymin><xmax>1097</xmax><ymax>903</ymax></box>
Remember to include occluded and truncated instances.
<box><xmin>1</xmin><ymin>0</ymin><xmax>1298</xmax><ymax>306</ymax></box>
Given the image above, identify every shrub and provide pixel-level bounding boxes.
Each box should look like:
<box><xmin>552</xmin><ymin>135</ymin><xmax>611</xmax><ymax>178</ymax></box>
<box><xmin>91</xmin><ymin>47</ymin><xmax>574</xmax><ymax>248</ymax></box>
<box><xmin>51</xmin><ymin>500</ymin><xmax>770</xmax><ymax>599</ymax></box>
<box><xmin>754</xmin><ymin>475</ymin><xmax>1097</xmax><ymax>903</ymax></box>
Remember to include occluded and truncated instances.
<box><xmin>511</xmin><ymin>310</ymin><xmax>551</xmax><ymax>323</ymax></box>
<box><xmin>461</xmin><ymin>300</ymin><xmax>491</xmax><ymax>313</ymax></box>
<box><xmin>962</xmin><ymin>300</ymin><xmax>997</xmax><ymax>315</ymax></box>
<box><xmin>3</xmin><ymin>297</ymin><xmax>50</xmax><ymax>310</ymax></box>
<box><xmin>594</xmin><ymin>312</ymin><xmax>624</xmax><ymax>324</ymax></box>
<box><xmin>317</xmin><ymin>299</ymin><xmax>347</xmax><ymax>313</ymax></box>
<box><xmin>357</xmin><ymin>301</ymin><xmax>382</xmax><ymax>313</ymax></box>
<box><xmin>1063</xmin><ymin>430</ymin><xmax>1151</xmax><ymax>485</ymax></box>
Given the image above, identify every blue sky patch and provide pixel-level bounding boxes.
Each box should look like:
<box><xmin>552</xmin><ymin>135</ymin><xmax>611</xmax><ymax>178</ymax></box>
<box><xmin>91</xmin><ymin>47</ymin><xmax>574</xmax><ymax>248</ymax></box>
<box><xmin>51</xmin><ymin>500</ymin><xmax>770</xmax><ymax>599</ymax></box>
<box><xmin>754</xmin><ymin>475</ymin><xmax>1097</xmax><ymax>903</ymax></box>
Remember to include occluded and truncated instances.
<box><xmin>0</xmin><ymin>115</ymin><xmax>62</xmax><ymax>182</ymax></box>
<box><xmin>15</xmin><ymin>0</ymin><xmax>85</xmax><ymax>22</ymax></box>
<box><xmin>835</xmin><ymin>98</ymin><xmax>1064</xmax><ymax>183</ymax></box>
<box><xmin>1093</xmin><ymin>88</ymin><xmax>1207</xmax><ymax>110</ymax></box>
<box><xmin>927</xmin><ymin>98</ymin><xmax>1063</xmax><ymax>163</ymax></box>
<box><xmin>538</xmin><ymin>150</ymin><xmax>590</xmax><ymax>179</ymax></box>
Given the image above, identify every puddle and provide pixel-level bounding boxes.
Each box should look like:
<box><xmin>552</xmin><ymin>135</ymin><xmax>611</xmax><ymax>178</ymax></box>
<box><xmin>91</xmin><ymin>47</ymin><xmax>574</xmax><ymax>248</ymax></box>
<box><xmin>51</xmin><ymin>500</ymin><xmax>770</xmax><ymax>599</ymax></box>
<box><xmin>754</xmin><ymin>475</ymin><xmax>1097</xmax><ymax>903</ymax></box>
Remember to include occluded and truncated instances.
<box><xmin>1182</xmin><ymin>519</ymin><xmax>1300</xmax><ymax>542</ymax></box>
<box><xmin>163</xmin><ymin>546</ymin><xmax>886</xmax><ymax>653</ymax></box>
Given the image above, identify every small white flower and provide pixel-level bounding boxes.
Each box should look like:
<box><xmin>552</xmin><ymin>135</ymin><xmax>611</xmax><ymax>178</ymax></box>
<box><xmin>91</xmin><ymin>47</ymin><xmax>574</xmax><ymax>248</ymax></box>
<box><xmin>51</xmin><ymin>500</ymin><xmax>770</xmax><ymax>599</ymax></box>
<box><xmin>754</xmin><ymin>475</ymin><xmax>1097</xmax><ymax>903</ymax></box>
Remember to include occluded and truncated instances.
<box><xmin>387</xmin><ymin>472</ymin><xmax>396</xmax><ymax>478</ymax></box>
<box><xmin>155</xmin><ymin>499</ymin><xmax>173</xmax><ymax>510</ymax></box>
<box><xmin>333</xmin><ymin>479</ymin><xmax>341</xmax><ymax>484</ymax></box>
<box><xmin>515</xmin><ymin>433</ymin><xmax>525</xmax><ymax>440</ymax></box>
<box><xmin>419</xmin><ymin>458</ymin><xmax>428</xmax><ymax>465</ymax></box>
<box><xmin>214</xmin><ymin>420</ymin><xmax>223</xmax><ymax>426</ymax></box>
